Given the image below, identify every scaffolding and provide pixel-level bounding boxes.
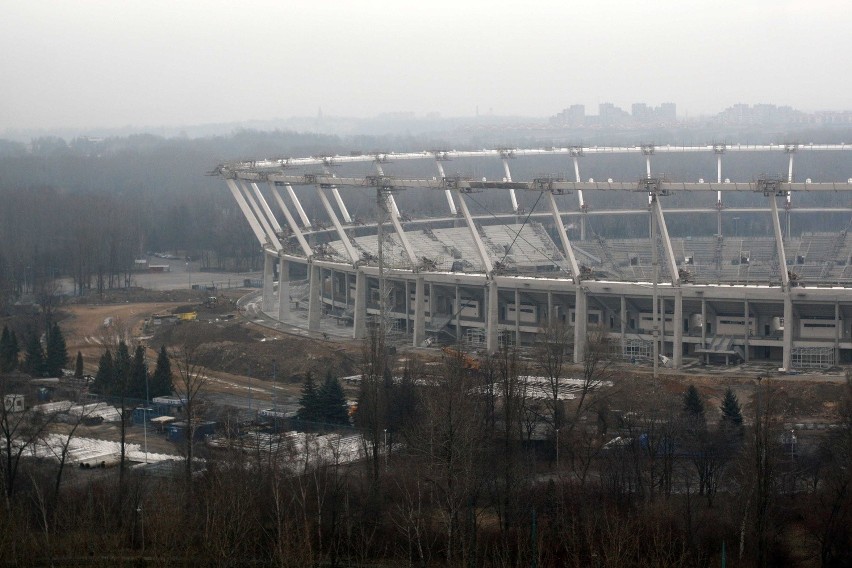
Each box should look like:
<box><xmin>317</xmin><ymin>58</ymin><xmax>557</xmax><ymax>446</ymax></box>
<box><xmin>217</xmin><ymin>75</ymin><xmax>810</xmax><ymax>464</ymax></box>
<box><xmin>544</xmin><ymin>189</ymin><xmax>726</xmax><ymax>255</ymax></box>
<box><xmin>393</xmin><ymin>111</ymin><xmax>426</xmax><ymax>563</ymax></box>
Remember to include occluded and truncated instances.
<box><xmin>791</xmin><ymin>346</ymin><xmax>835</xmax><ymax>369</ymax></box>
<box><xmin>623</xmin><ymin>337</ymin><xmax>653</xmax><ymax>361</ymax></box>
<box><xmin>498</xmin><ymin>331</ymin><xmax>516</xmax><ymax>350</ymax></box>
<box><xmin>464</xmin><ymin>328</ymin><xmax>486</xmax><ymax>348</ymax></box>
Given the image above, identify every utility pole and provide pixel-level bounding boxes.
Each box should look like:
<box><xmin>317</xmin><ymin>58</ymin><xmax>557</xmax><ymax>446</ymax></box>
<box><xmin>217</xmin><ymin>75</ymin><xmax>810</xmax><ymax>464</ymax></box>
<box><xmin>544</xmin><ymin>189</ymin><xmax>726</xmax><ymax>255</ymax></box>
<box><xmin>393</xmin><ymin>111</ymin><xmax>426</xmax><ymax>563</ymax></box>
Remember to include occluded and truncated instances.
<box><xmin>377</xmin><ymin>188</ymin><xmax>386</xmax><ymax>339</ymax></box>
<box><xmin>651</xmin><ymin>196</ymin><xmax>659</xmax><ymax>382</ymax></box>
<box><xmin>144</xmin><ymin>352</ymin><xmax>150</xmax><ymax>464</ymax></box>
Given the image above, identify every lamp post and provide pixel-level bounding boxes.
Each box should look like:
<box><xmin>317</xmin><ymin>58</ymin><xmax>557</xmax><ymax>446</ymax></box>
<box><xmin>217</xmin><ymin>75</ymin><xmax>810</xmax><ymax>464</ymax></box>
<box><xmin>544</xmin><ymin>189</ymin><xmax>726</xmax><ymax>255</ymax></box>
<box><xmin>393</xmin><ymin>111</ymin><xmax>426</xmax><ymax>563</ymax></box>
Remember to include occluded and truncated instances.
<box><xmin>137</xmin><ymin>506</ymin><xmax>144</xmax><ymax>552</ymax></box>
<box><xmin>247</xmin><ymin>366</ymin><xmax>253</xmax><ymax>416</ymax></box>
<box><xmin>186</xmin><ymin>260</ymin><xmax>191</xmax><ymax>289</ymax></box>
<box><xmin>144</xmin><ymin>353</ymin><xmax>150</xmax><ymax>464</ymax></box>
<box><xmin>555</xmin><ymin>428</ymin><xmax>560</xmax><ymax>469</ymax></box>
<box><xmin>271</xmin><ymin>359</ymin><xmax>277</xmax><ymax>412</ymax></box>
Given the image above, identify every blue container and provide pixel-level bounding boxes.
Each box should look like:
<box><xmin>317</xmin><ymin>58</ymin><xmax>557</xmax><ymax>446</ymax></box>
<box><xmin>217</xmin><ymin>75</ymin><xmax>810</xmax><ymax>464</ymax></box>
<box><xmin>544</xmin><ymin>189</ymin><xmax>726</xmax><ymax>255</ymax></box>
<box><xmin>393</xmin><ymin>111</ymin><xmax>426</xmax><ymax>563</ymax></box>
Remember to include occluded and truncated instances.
<box><xmin>168</xmin><ymin>421</ymin><xmax>215</xmax><ymax>443</ymax></box>
<box><xmin>132</xmin><ymin>407</ymin><xmax>159</xmax><ymax>425</ymax></box>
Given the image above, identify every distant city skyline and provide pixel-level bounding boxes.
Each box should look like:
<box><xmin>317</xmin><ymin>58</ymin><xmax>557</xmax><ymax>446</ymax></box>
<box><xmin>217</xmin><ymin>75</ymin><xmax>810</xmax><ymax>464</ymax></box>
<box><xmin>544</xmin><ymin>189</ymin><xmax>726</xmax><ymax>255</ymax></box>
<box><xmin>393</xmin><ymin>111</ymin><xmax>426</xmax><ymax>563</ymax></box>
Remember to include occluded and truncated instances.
<box><xmin>2</xmin><ymin>1</ymin><xmax>851</xmax><ymax>131</ymax></box>
<box><xmin>550</xmin><ymin>102</ymin><xmax>852</xmax><ymax>129</ymax></box>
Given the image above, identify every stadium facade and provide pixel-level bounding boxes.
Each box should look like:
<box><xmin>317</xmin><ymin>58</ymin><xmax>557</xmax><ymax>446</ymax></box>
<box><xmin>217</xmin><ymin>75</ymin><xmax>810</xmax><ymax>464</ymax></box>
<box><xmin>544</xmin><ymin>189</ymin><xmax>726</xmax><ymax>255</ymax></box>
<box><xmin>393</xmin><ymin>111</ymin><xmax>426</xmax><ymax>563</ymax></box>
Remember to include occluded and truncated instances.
<box><xmin>215</xmin><ymin>144</ymin><xmax>852</xmax><ymax>371</ymax></box>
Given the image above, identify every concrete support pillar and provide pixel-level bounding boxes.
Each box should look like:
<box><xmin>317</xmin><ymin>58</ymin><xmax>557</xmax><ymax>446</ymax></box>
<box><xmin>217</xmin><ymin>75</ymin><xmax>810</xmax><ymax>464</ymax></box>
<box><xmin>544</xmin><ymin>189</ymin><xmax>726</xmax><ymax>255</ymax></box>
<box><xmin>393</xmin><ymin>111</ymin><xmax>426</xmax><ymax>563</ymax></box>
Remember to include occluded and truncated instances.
<box><xmin>486</xmin><ymin>280</ymin><xmax>499</xmax><ymax>353</ymax></box>
<box><xmin>743</xmin><ymin>299</ymin><xmax>750</xmax><ymax>363</ymax></box>
<box><xmin>835</xmin><ymin>302</ymin><xmax>841</xmax><ymax>365</ymax></box>
<box><xmin>455</xmin><ymin>285</ymin><xmax>461</xmax><ymax>339</ymax></box>
<box><xmin>783</xmin><ymin>292</ymin><xmax>794</xmax><ymax>371</ymax></box>
<box><xmin>404</xmin><ymin>281</ymin><xmax>410</xmax><ymax>334</ymax></box>
<box><xmin>308</xmin><ymin>264</ymin><xmax>321</xmax><ymax>331</ymax></box>
<box><xmin>344</xmin><ymin>273</ymin><xmax>350</xmax><ymax>311</ymax></box>
<box><xmin>547</xmin><ymin>290</ymin><xmax>554</xmax><ymax>327</ymax></box>
<box><xmin>277</xmin><ymin>258</ymin><xmax>289</xmax><ymax>321</ymax></box>
<box><xmin>673</xmin><ymin>289</ymin><xmax>683</xmax><ymax>368</ymax></box>
<box><xmin>413</xmin><ymin>276</ymin><xmax>426</xmax><ymax>347</ymax></box>
<box><xmin>262</xmin><ymin>253</ymin><xmax>275</xmax><ymax>313</ymax></box>
<box><xmin>573</xmin><ymin>287</ymin><xmax>587</xmax><ymax>363</ymax></box>
<box><xmin>701</xmin><ymin>298</ymin><xmax>707</xmax><ymax>364</ymax></box>
<box><xmin>620</xmin><ymin>295</ymin><xmax>627</xmax><ymax>357</ymax></box>
<box><xmin>514</xmin><ymin>288</ymin><xmax>521</xmax><ymax>347</ymax></box>
<box><xmin>428</xmin><ymin>283</ymin><xmax>434</xmax><ymax>325</ymax></box>
<box><xmin>353</xmin><ymin>270</ymin><xmax>367</xmax><ymax>340</ymax></box>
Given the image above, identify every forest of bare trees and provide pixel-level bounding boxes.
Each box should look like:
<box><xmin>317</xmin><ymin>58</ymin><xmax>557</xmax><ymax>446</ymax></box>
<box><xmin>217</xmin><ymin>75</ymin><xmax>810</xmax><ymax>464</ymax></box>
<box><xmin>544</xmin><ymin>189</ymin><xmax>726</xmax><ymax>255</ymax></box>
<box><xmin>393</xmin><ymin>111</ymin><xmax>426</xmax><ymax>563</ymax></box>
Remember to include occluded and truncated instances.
<box><xmin>0</xmin><ymin>325</ymin><xmax>849</xmax><ymax>566</ymax></box>
<box><xmin>1</xmin><ymin>127</ymin><xmax>852</xmax><ymax>564</ymax></box>
<box><xmin>5</xmin><ymin>126</ymin><xmax>852</xmax><ymax>314</ymax></box>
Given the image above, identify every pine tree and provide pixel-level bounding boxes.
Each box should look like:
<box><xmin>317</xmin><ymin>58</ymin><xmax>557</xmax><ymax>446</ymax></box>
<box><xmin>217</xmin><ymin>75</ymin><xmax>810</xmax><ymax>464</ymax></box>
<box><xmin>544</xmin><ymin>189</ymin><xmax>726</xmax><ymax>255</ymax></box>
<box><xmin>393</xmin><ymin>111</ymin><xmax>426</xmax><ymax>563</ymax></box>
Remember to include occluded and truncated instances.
<box><xmin>0</xmin><ymin>326</ymin><xmax>17</xmax><ymax>372</ymax></box>
<box><xmin>0</xmin><ymin>326</ymin><xmax>10</xmax><ymax>371</ymax></box>
<box><xmin>297</xmin><ymin>372</ymin><xmax>320</xmax><ymax>423</ymax></box>
<box><xmin>8</xmin><ymin>331</ymin><xmax>18</xmax><ymax>371</ymax></box>
<box><xmin>74</xmin><ymin>351</ymin><xmax>84</xmax><ymax>380</ymax></box>
<box><xmin>44</xmin><ymin>322</ymin><xmax>68</xmax><ymax>377</ymax></box>
<box><xmin>92</xmin><ymin>349</ymin><xmax>114</xmax><ymax>395</ymax></box>
<box><xmin>128</xmin><ymin>345</ymin><xmax>148</xmax><ymax>400</ymax></box>
<box><xmin>683</xmin><ymin>384</ymin><xmax>706</xmax><ymax>430</ymax></box>
<box><xmin>720</xmin><ymin>387</ymin><xmax>743</xmax><ymax>427</ymax></box>
<box><xmin>317</xmin><ymin>372</ymin><xmax>350</xmax><ymax>425</ymax></box>
<box><xmin>149</xmin><ymin>345</ymin><xmax>173</xmax><ymax>398</ymax></box>
<box><xmin>22</xmin><ymin>333</ymin><xmax>45</xmax><ymax>377</ymax></box>
<box><xmin>113</xmin><ymin>340</ymin><xmax>132</xmax><ymax>394</ymax></box>
<box><xmin>683</xmin><ymin>384</ymin><xmax>705</xmax><ymax>417</ymax></box>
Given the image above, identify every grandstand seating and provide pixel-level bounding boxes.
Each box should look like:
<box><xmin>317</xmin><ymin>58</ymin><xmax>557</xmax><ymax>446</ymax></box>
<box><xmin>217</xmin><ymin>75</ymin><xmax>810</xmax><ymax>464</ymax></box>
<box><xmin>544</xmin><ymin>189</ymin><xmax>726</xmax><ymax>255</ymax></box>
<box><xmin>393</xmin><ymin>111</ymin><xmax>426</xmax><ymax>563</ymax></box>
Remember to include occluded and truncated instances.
<box><xmin>324</xmin><ymin>226</ymin><xmax>852</xmax><ymax>286</ymax></box>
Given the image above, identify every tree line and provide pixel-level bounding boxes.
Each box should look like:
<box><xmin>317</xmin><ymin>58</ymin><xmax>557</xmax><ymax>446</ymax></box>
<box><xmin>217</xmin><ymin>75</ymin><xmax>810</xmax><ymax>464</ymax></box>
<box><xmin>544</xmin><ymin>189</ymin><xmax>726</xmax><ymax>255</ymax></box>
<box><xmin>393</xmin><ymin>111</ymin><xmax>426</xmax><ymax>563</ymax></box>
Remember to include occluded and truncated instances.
<box><xmin>5</xmin><ymin>128</ymin><xmax>852</xmax><ymax>313</ymax></box>
<box><xmin>0</xmin><ymin>329</ymin><xmax>849</xmax><ymax>566</ymax></box>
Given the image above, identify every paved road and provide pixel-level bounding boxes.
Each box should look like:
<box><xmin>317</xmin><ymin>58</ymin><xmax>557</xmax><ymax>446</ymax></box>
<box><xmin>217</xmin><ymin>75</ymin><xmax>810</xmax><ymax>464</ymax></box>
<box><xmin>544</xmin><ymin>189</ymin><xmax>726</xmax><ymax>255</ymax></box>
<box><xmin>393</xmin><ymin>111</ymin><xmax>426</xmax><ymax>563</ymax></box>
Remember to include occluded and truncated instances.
<box><xmin>57</xmin><ymin>257</ymin><xmax>260</xmax><ymax>294</ymax></box>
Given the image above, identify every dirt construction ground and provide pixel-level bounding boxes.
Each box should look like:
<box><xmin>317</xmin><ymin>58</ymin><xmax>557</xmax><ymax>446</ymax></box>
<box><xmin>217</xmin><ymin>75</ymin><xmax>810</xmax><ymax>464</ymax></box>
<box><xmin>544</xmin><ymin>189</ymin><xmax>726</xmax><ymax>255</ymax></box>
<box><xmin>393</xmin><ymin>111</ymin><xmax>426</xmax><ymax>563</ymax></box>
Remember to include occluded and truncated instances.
<box><xmin>52</xmin><ymin>288</ymin><xmax>849</xmax><ymax>428</ymax></box>
<box><xmin>60</xmin><ymin>290</ymin><xmax>360</xmax><ymax>407</ymax></box>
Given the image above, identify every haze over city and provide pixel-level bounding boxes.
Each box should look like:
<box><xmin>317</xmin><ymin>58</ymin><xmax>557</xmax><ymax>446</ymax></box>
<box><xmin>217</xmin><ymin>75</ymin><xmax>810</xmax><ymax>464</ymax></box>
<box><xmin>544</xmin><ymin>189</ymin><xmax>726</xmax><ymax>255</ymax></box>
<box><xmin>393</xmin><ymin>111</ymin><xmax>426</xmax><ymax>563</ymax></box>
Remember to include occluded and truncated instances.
<box><xmin>2</xmin><ymin>0</ymin><xmax>851</xmax><ymax>132</ymax></box>
<box><xmin>4</xmin><ymin>1</ymin><xmax>852</xmax><ymax>565</ymax></box>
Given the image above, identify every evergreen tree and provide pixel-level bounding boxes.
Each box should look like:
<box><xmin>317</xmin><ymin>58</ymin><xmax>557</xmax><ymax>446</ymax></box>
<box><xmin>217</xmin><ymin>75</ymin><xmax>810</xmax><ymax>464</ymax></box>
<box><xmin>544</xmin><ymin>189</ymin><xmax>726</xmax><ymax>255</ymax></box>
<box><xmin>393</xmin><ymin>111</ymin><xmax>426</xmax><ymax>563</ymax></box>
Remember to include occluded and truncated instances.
<box><xmin>297</xmin><ymin>372</ymin><xmax>320</xmax><ymax>422</ymax></box>
<box><xmin>92</xmin><ymin>349</ymin><xmax>114</xmax><ymax>395</ymax></box>
<box><xmin>113</xmin><ymin>340</ymin><xmax>132</xmax><ymax>395</ymax></box>
<box><xmin>128</xmin><ymin>345</ymin><xmax>148</xmax><ymax>400</ymax></box>
<box><xmin>317</xmin><ymin>371</ymin><xmax>350</xmax><ymax>425</ymax></box>
<box><xmin>22</xmin><ymin>333</ymin><xmax>45</xmax><ymax>377</ymax></box>
<box><xmin>44</xmin><ymin>322</ymin><xmax>68</xmax><ymax>377</ymax></box>
<box><xmin>74</xmin><ymin>351</ymin><xmax>84</xmax><ymax>380</ymax></box>
<box><xmin>0</xmin><ymin>326</ymin><xmax>18</xmax><ymax>372</ymax></box>
<box><xmin>720</xmin><ymin>387</ymin><xmax>743</xmax><ymax>427</ymax></box>
<box><xmin>683</xmin><ymin>384</ymin><xmax>705</xmax><ymax>417</ymax></box>
<box><xmin>0</xmin><ymin>326</ymin><xmax>9</xmax><ymax>371</ymax></box>
<box><xmin>149</xmin><ymin>345</ymin><xmax>173</xmax><ymax>398</ymax></box>
<box><xmin>388</xmin><ymin>362</ymin><xmax>418</xmax><ymax>432</ymax></box>
<box><xmin>8</xmin><ymin>331</ymin><xmax>18</xmax><ymax>371</ymax></box>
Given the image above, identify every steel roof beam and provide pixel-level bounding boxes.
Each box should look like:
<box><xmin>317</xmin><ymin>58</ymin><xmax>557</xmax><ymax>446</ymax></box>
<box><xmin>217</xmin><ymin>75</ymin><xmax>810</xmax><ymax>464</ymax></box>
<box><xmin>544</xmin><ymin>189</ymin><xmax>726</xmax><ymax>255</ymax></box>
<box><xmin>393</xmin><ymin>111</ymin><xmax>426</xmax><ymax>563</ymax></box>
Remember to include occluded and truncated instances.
<box><xmin>247</xmin><ymin>173</ymin><xmax>852</xmax><ymax>193</ymax></box>
<box><xmin>322</xmin><ymin>166</ymin><xmax>353</xmax><ymax>224</ymax></box>
<box><xmin>455</xmin><ymin>190</ymin><xmax>493</xmax><ymax>275</ymax></box>
<box><xmin>769</xmin><ymin>194</ymin><xmax>791</xmax><ymax>289</ymax></box>
<box><xmin>219</xmin><ymin>143</ymin><xmax>852</xmax><ymax>171</ymax></box>
<box><xmin>316</xmin><ymin>185</ymin><xmax>358</xmax><ymax>265</ymax></box>
<box><xmin>651</xmin><ymin>197</ymin><xmax>680</xmax><ymax>286</ymax></box>
<box><xmin>225</xmin><ymin>178</ymin><xmax>267</xmax><ymax>247</ymax></box>
<box><xmin>269</xmin><ymin>183</ymin><xmax>313</xmax><ymax>259</ymax></box>
<box><xmin>547</xmin><ymin>192</ymin><xmax>580</xmax><ymax>282</ymax></box>
<box><xmin>380</xmin><ymin>187</ymin><xmax>418</xmax><ymax>267</ymax></box>
<box><xmin>250</xmin><ymin>182</ymin><xmax>282</xmax><ymax>234</ymax></box>
<box><xmin>238</xmin><ymin>180</ymin><xmax>282</xmax><ymax>252</ymax></box>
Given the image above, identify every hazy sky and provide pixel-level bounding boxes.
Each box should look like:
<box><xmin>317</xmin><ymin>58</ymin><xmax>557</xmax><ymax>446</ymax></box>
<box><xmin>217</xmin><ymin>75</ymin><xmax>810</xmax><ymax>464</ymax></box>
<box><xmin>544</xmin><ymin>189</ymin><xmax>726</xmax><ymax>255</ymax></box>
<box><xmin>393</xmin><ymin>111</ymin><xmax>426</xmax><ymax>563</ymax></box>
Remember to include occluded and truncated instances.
<box><xmin>2</xmin><ymin>0</ymin><xmax>851</xmax><ymax>131</ymax></box>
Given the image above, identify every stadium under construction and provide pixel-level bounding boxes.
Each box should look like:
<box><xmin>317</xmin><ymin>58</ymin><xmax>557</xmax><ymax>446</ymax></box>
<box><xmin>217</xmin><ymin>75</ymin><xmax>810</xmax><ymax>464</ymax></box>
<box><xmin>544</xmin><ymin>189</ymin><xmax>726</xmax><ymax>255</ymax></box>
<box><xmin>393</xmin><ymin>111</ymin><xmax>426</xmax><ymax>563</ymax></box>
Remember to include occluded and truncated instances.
<box><xmin>215</xmin><ymin>144</ymin><xmax>852</xmax><ymax>372</ymax></box>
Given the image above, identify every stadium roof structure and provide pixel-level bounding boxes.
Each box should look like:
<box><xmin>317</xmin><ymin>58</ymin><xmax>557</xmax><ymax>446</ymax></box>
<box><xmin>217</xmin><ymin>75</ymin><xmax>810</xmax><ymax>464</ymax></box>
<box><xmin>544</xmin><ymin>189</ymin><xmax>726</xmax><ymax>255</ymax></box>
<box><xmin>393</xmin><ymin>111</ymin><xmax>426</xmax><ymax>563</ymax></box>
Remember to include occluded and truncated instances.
<box><xmin>215</xmin><ymin>144</ymin><xmax>852</xmax><ymax>373</ymax></box>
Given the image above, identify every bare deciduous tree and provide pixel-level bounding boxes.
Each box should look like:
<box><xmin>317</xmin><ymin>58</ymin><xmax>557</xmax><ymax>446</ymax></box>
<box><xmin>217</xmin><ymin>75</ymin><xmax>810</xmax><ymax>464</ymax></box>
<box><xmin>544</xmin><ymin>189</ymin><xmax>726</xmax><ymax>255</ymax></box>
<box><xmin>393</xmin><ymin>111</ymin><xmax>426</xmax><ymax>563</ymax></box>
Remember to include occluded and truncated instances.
<box><xmin>171</xmin><ymin>346</ymin><xmax>208</xmax><ymax>497</ymax></box>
